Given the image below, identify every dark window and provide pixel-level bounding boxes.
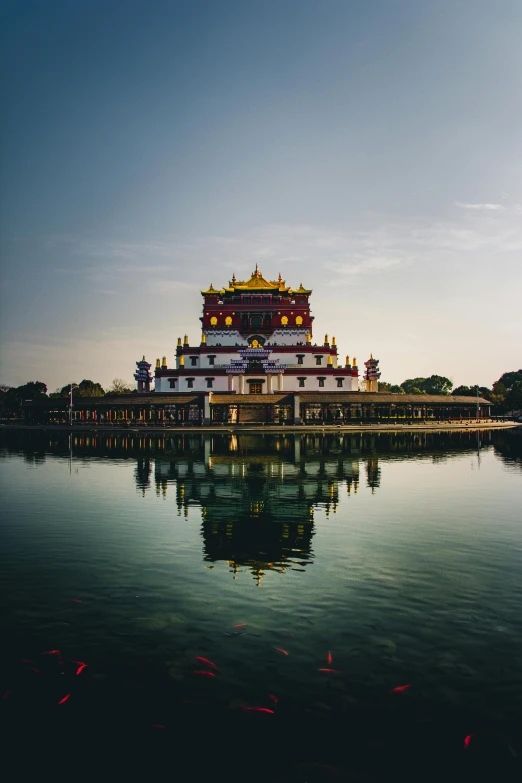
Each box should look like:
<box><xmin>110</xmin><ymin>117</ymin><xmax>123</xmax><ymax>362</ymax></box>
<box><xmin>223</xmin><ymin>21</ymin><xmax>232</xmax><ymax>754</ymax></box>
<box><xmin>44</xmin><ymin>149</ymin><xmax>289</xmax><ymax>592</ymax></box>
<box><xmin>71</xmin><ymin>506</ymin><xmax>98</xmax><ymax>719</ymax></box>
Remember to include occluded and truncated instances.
<box><xmin>208</xmin><ymin>355</ymin><xmax>215</xmax><ymax>366</ymax></box>
<box><xmin>296</xmin><ymin>355</ymin><xmax>304</xmax><ymax>365</ymax></box>
<box><xmin>186</xmin><ymin>378</ymin><xmax>194</xmax><ymax>388</ymax></box>
<box><xmin>168</xmin><ymin>378</ymin><xmax>177</xmax><ymax>389</ymax></box>
<box><xmin>250</xmin><ymin>315</ymin><xmax>263</xmax><ymax>329</ymax></box>
<box><xmin>337</xmin><ymin>378</ymin><xmax>344</xmax><ymax>388</ymax></box>
<box><xmin>298</xmin><ymin>377</ymin><xmax>306</xmax><ymax>388</ymax></box>
<box><xmin>205</xmin><ymin>378</ymin><xmax>214</xmax><ymax>388</ymax></box>
<box><xmin>315</xmin><ymin>356</ymin><xmax>323</xmax><ymax>365</ymax></box>
<box><xmin>318</xmin><ymin>378</ymin><xmax>325</xmax><ymax>388</ymax></box>
<box><xmin>253</xmin><ymin>296</ymin><xmax>260</xmax><ymax>304</ymax></box>
<box><xmin>243</xmin><ymin>297</ymin><xmax>250</xmax><ymax>304</ymax></box>
<box><xmin>273</xmin><ymin>296</ymin><xmax>280</xmax><ymax>303</ymax></box>
<box><xmin>190</xmin><ymin>356</ymin><xmax>197</xmax><ymax>366</ymax></box>
<box><xmin>234</xmin><ymin>297</ymin><xmax>240</xmax><ymax>303</ymax></box>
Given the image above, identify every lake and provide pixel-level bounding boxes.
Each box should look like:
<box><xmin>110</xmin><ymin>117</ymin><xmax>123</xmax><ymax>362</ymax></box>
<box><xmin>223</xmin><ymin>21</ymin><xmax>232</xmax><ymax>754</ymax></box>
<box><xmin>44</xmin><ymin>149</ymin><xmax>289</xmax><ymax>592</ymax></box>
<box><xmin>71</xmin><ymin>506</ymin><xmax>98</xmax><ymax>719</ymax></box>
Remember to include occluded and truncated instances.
<box><xmin>1</xmin><ymin>428</ymin><xmax>521</xmax><ymax>781</ymax></box>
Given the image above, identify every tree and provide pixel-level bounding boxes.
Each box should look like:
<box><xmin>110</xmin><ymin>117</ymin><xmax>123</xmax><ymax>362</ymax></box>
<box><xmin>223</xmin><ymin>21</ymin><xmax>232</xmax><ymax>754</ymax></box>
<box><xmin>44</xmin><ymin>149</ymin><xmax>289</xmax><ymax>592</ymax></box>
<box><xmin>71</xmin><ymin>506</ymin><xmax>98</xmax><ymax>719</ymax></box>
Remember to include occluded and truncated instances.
<box><xmin>452</xmin><ymin>385</ymin><xmax>493</xmax><ymax>401</ymax></box>
<box><xmin>409</xmin><ymin>387</ymin><xmax>425</xmax><ymax>395</ymax></box>
<box><xmin>378</xmin><ymin>381</ymin><xmax>405</xmax><ymax>393</ymax></box>
<box><xmin>402</xmin><ymin>375</ymin><xmax>452</xmax><ymax>395</ymax></box>
<box><xmin>108</xmin><ymin>378</ymin><xmax>135</xmax><ymax>394</ymax></box>
<box><xmin>0</xmin><ymin>381</ymin><xmax>47</xmax><ymax>419</ymax></box>
<box><xmin>58</xmin><ymin>380</ymin><xmax>105</xmax><ymax>398</ymax></box>
<box><xmin>492</xmin><ymin>370</ymin><xmax>522</xmax><ymax>413</ymax></box>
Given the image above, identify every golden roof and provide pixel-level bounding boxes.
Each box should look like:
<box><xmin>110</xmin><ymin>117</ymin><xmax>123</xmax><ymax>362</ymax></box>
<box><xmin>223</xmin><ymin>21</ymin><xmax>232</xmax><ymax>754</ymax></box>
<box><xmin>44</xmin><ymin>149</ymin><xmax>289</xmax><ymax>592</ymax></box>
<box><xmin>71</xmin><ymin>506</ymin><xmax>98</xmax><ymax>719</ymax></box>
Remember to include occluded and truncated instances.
<box><xmin>201</xmin><ymin>265</ymin><xmax>312</xmax><ymax>295</ymax></box>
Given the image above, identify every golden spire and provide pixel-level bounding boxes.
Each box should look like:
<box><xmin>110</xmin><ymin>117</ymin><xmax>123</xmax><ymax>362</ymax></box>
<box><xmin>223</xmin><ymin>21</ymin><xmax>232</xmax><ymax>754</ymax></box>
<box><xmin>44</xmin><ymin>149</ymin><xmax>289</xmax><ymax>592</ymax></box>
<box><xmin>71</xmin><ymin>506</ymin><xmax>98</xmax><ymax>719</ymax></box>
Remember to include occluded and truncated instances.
<box><xmin>327</xmin><ymin>355</ymin><xmax>333</xmax><ymax>366</ymax></box>
<box><xmin>346</xmin><ymin>356</ymin><xmax>350</xmax><ymax>367</ymax></box>
<box><xmin>184</xmin><ymin>334</ymin><xmax>189</xmax><ymax>345</ymax></box>
<box><xmin>201</xmin><ymin>332</ymin><xmax>206</xmax><ymax>344</ymax></box>
<box><xmin>306</xmin><ymin>332</ymin><xmax>311</xmax><ymax>343</ymax></box>
<box><xmin>370</xmin><ymin>353</ymin><xmax>373</xmax><ymax>359</ymax></box>
<box><xmin>142</xmin><ymin>355</ymin><xmax>146</xmax><ymax>361</ymax></box>
<box><xmin>156</xmin><ymin>358</ymin><xmax>160</xmax><ymax>368</ymax></box>
<box><xmin>177</xmin><ymin>337</ymin><xmax>182</xmax><ymax>347</ymax></box>
<box><xmin>353</xmin><ymin>357</ymin><xmax>357</xmax><ymax>366</ymax></box>
<box><xmin>324</xmin><ymin>334</ymin><xmax>328</xmax><ymax>345</ymax></box>
<box><xmin>332</xmin><ymin>336</ymin><xmax>336</xmax><ymax>346</ymax></box>
<box><xmin>179</xmin><ymin>355</ymin><xmax>185</xmax><ymax>367</ymax></box>
<box><xmin>162</xmin><ymin>356</ymin><xmax>167</xmax><ymax>368</ymax></box>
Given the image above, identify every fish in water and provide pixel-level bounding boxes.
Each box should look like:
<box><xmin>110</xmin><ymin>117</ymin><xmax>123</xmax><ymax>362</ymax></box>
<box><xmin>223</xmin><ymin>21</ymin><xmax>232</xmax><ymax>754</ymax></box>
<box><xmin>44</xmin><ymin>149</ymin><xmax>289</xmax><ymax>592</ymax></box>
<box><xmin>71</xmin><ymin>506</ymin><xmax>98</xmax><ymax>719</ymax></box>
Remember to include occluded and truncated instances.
<box><xmin>58</xmin><ymin>694</ymin><xmax>71</xmax><ymax>704</ymax></box>
<box><xmin>327</xmin><ymin>651</ymin><xmax>333</xmax><ymax>665</ymax></box>
<box><xmin>233</xmin><ymin>623</ymin><xmax>246</xmax><ymax>628</ymax></box>
<box><xmin>72</xmin><ymin>661</ymin><xmax>88</xmax><ymax>676</ymax></box>
<box><xmin>268</xmin><ymin>694</ymin><xmax>278</xmax><ymax>706</ymax></box>
<box><xmin>42</xmin><ymin>650</ymin><xmax>61</xmax><ymax>656</ymax></box>
<box><xmin>274</xmin><ymin>648</ymin><xmax>289</xmax><ymax>656</ymax></box>
<box><xmin>194</xmin><ymin>670</ymin><xmax>215</xmax><ymax>677</ymax></box>
<box><xmin>390</xmin><ymin>684</ymin><xmax>411</xmax><ymax>693</ymax></box>
<box><xmin>464</xmin><ymin>735</ymin><xmax>474</xmax><ymax>749</ymax></box>
<box><xmin>318</xmin><ymin>668</ymin><xmax>340</xmax><ymax>673</ymax></box>
<box><xmin>242</xmin><ymin>707</ymin><xmax>274</xmax><ymax>715</ymax></box>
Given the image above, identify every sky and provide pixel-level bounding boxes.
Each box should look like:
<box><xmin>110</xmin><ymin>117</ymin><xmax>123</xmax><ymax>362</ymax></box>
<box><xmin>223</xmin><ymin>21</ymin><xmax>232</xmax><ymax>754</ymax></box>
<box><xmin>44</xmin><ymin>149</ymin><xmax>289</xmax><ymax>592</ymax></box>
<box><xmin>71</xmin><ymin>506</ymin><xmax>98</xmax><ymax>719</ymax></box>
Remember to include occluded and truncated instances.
<box><xmin>1</xmin><ymin>0</ymin><xmax>521</xmax><ymax>392</ymax></box>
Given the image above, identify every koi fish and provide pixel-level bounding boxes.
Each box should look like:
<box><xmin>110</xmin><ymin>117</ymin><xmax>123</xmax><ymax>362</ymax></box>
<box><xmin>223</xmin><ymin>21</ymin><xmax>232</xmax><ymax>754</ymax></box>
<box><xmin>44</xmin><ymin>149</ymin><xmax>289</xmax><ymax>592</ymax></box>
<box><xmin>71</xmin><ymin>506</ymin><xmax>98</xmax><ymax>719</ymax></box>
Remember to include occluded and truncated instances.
<box><xmin>75</xmin><ymin>663</ymin><xmax>88</xmax><ymax>676</ymax></box>
<box><xmin>464</xmin><ymin>735</ymin><xmax>474</xmax><ymax>749</ymax></box>
<box><xmin>195</xmin><ymin>657</ymin><xmax>217</xmax><ymax>670</ymax></box>
<box><xmin>42</xmin><ymin>650</ymin><xmax>61</xmax><ymax>656</ymax></box>
<box><xmin>233</xmin><ymin>623</ymin><xmax>246</xmax><ymax>628</ymax></box>
<box><xmin>318</xmin><ymin>668</ymin><xmax>340</xmax><ymax>673</ymax></box>
<box><xmin>327</xmin><ymin>651</ymin><xmax>333</xmax><ymax>665</ymax></box>
<box><xmin>194</xmin><ymin>670</ymin><xmax>215</xmax><ymax>677</ymax></box>
<box><xmin>242</xmin><ymin>707</ymin><xmax>274</xmax><ymax>714</ymax></box>
<box><xmin>390</xmin><ymin>684</ymin><xmax>411</xmax><ymax>693</ymax></box>
<box><xmin>58</xmin><ymin>694</ymin><xmax>70</xmax><ymax>704</ymax></box>
<box><xmin>268</xmin><ymin>694</ymin><xmax>278</xmax><ymax>706</ymax></box>
<box><xmin>274</xmin><ymin>648</ymin><xmax>289</xmax><ymax>656</ymax></box>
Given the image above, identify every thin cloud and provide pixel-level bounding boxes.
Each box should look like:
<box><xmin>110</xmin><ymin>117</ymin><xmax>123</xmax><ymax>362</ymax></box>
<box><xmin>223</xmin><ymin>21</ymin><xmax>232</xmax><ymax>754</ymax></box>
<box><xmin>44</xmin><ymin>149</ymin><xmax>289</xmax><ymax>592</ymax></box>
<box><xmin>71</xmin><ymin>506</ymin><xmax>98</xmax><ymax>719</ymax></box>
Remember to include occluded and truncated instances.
<box><xmin>454</xmin><ymin>201</ymin><xmax>505</xmax><ymax>211</ymax></box>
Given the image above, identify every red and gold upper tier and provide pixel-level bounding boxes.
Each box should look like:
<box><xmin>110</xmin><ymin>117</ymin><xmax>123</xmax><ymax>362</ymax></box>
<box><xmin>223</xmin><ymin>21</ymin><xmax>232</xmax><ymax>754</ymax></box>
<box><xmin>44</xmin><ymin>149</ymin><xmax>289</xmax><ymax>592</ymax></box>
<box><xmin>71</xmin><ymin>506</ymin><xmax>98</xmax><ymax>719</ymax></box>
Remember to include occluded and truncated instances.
<box><xmin>200</xmin><ymin>265</ymin><xmax>313</xmax><ymax>334</ymax></box>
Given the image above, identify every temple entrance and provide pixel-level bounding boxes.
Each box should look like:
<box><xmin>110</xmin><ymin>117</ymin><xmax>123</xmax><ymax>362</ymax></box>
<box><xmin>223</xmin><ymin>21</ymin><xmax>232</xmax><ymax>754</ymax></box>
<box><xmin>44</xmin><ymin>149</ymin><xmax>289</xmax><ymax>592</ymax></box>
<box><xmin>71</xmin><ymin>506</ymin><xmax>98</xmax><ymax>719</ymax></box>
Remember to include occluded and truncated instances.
<box><xmin>249</xmin><ymin>382</ymin><xmax>262</xmax><ymax>394</ymax></box>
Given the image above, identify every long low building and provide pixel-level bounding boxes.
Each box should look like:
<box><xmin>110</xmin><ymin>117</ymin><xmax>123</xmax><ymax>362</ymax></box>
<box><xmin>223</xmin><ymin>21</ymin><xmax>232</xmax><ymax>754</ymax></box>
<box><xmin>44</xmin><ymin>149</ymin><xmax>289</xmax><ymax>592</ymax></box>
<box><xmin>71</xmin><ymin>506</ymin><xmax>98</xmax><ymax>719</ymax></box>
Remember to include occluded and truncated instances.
<box><xmin>24</xmin><ymin>390</ymin><xmax>492</xmax><ymax>425</ymax></box>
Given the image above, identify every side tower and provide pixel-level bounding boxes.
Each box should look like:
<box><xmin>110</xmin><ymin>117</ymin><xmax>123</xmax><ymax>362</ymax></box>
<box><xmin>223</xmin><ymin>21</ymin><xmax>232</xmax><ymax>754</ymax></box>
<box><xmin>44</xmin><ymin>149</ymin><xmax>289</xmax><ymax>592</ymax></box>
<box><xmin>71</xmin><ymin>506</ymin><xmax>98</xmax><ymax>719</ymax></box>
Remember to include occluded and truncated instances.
<box><xmin>134</xmin><ymin>356</ymin><xmax>152</xmax><ymax>393</ymax></box>
<box><xmin>364</xmin><ymin>354</ymin><xmax>381</xmax><ymax>392</ymax></box>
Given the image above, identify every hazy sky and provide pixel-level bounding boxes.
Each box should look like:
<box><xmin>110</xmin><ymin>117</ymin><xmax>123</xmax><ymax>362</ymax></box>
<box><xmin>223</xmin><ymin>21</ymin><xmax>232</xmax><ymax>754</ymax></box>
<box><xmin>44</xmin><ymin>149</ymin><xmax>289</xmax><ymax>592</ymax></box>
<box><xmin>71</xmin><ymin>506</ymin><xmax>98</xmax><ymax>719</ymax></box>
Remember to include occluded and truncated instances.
<box><xmin>1</xmin><ymin>0</ymin><xmax>521</xmax><ymax>391</ymax></box>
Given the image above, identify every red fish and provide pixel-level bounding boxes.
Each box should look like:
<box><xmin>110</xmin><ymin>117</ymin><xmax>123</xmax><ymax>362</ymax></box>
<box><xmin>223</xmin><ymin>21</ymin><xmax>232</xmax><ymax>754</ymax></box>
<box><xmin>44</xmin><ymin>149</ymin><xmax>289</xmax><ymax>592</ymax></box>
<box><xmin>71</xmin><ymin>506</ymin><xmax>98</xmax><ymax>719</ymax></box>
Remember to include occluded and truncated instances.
<box><xmin>75</xmin><ymin>664</ymin><xmax>88</xmax><ymax>675</ymax></box>
<box><xmin>390</xmin><ymin>684</ymin><xmax>411</xmax><ymax>693</ymax></box>
<box><xmin>58</xmin><ymin>694</ymin><xmax>70</xmax><ymax>704</ymax></box>
<box><xmin>42</xmin><ymin>650</ymin><xmax>61</xmax><ymax>656</ymax></box>
<box><xmin>242</xmin><ymin>707</ymin><xmax>274</xmax><ymax>714</ymax></box>
<box><xmin>274</xmin><ymin>648</ymin><xmax>289</xmax><ymax>656</ymax></box>
<box><xmin>464</xmin><ymin>734</ymin><xmax>474</xmax><ymax>749</ymax></box>
<box><xmin>233</xmin><ymin>623</ymin><xmax>246</xmax><ymax>628</ymax></box>
<box><xmin>268</xmin><ymin>694</ymin><xmax>278</xmax><ymax>706</ymax></box>
<box><xmin>327</xmin><ymin>651</ymin><xmax>333</xmax><ymax>665</ymax></box>
<box><xmin>194</xmin><ymin>670</ymin><xmax>215</xmax><ymax>677</ymax></box>
<box><xmin>318</xmin><ymin>668</ymin><xmax>340</xmax><ymax>673</ymax></box>
<box><xmin>195</xmin><ymin>656</ymin><xmax>217</xmax><ymax>670</ymax></box>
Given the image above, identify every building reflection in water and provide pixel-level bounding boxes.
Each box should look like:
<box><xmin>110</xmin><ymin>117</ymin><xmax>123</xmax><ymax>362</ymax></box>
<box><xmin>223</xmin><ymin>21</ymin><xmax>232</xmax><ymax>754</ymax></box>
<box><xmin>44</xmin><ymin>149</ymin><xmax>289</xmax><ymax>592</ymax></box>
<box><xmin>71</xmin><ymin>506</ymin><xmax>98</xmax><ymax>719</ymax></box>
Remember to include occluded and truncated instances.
<box><xmin>3</xmin><ymin>428</ymin><xmax>517</xmax><ymax>584</ymax></box>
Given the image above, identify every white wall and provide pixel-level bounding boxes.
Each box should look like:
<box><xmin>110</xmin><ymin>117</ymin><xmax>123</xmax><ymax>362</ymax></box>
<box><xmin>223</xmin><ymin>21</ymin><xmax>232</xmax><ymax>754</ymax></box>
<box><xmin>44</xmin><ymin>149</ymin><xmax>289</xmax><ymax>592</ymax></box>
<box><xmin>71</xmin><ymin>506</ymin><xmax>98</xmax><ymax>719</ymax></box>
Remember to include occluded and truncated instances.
<box><xmin>155</xmin><ymin>372</ymin><xmax>358</xmax><ymax>393</ymax></box>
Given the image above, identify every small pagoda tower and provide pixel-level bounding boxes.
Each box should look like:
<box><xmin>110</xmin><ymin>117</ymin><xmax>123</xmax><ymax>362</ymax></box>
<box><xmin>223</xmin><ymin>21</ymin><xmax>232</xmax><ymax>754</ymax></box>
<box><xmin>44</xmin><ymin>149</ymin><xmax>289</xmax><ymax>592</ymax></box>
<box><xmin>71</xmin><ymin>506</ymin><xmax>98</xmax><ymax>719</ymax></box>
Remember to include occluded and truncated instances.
<box><xmin>364</xmin><ymin>354</ymin><xmax>381</xmax><ymax>392</ymax></box>
<box><xmin>134</xmin><ymin>356</ymin><xmax>152</xmax><ymax>393</ymax></box>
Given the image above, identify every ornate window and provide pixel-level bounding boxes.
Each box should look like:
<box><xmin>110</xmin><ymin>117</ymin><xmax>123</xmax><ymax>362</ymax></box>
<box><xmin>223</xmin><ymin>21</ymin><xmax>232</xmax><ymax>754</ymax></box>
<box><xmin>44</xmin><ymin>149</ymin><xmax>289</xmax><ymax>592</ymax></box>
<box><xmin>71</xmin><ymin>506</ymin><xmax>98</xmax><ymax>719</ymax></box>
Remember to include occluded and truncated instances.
<box><xmin>281</xmin><ymin>315</ymin><xmax>288</xmax><ymax>326</ymax></box>
<box><xmin>249</xmin><ymin>382</ymin><xmax>262</xmax><ymax>394</ymax></box>
<box><xmin>210</xmin><ymin>316</ymin><xmax>218</xmax><ymax>326</ymax></box>
<box><xmin>208</xmin><ymin>355</ymin><xmax>216</xmax><ymax>366</ymax></box>
<box><xmin>190</xmin><ymin>356</ymin><xmax>198</xmax><ymax>366</ymax></box>
<box><xmin>250</xmin><ymin>315</ymin><xmax>263</xmax><ymax>329</ymax></box>
<box><xmin>318</xmin><ymin>377</ymin><xmax>325</xmax><ymax>388</ymax></box>
<box><xmin>296</xmin><ymin>354</ymin><xmax>304</xmax><ymax>365</ymax></box>
<box><xmin>297</xmin><ymin>377</ymin><xmax>306</xmax><ymax>388</ymax></box>
<box><xmin>295</xmin><ymin>315</ymin><xmax>303</xmax><ymax>325</ymax></box>
<box><xmin>205</xmin><ymin>377</ymin><xmax>214</xmax><ymax>388</ymax></box>
<box><xmin>315</xmin><ymin>355</ymin><xmax>323</xmax><ymax>365</ymax></box>
<box><xmin>168</xmin><ymin>378</ymin><xmax>177</xmax><ymax>388</ymax></box>
<box><xmin>186</xmin><ymin>378</ymin><xmax>195</xmax><ymax>388</ymax></box>
<box><xmin>336</xmin><ymin>378</ymin><xmax>344</xmax><ymax>388</ymax></box>
<box><xmin>225</xmin><ymin>316</ymin><xmax>232</xmax><ymax>326</ymax></box>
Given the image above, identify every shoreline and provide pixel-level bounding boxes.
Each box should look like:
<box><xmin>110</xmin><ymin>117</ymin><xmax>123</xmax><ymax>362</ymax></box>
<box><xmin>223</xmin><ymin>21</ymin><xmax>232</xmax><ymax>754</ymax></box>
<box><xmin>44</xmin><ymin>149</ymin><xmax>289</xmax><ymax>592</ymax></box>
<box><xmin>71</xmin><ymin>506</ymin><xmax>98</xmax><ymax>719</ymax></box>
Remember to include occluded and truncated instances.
<box><xmin>1</xmin><ymin>421</ymin><xmax>518</xmax><ymax>434</ymax></box>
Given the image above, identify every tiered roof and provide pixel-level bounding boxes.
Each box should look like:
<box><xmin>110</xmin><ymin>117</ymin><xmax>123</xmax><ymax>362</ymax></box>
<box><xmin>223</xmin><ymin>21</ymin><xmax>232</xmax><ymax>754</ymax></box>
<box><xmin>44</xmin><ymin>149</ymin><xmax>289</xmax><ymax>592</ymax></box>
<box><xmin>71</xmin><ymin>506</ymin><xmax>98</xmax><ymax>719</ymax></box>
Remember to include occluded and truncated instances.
<box><xmin>201</xmin><ymin>265</ymin><xmax>312</xmax><ymax>295</ymax></box>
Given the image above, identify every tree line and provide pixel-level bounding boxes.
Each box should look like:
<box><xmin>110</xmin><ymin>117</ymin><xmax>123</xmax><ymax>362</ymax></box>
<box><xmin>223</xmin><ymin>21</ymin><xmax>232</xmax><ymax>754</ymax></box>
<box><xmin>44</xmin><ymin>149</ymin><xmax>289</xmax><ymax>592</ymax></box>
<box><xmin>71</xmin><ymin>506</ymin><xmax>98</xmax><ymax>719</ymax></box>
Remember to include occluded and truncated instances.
<box><xmin>0</xmin><ymin>378</ymin><xmax>134</xmax><ymax>418</ymax></box>
<box><xmin>377</xmin><ymin>370</ymin><xmax>522</xmax><ymax>413</ymax></box>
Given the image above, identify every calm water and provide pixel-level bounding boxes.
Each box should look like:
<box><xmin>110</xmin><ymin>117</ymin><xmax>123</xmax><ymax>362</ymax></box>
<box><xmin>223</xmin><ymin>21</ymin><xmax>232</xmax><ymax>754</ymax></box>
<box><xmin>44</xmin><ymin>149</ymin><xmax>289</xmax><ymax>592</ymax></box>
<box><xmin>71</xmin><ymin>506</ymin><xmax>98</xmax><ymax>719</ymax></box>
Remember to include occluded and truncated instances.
<box><xmin>1</xmin><ymin>428</ymin><xmax>521</xmax><ymax>780</ymax></box>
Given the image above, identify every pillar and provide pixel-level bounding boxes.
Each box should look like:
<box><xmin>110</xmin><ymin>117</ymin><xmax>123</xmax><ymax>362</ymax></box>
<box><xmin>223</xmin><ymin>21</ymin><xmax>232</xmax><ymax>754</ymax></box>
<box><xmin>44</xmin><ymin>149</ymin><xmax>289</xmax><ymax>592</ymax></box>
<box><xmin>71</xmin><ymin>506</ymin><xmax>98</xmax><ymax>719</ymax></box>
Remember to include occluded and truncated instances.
<box><xmin>228</xmin><ymin>375</ymin><xmax>234</xmax><ymax>392</ymax></box>
<box><xmin>278</xmin><ymin>372</ymin><xmax>284</xmax><ymax>391</ymax></box>
<box><xmin>239</xmin><ymin>375</ymin><xmax>245</xmax><ymax>394</ymax></box>
<box><xmin>263</xmin><ymin>377</ymin><xmax>269</xmax><ymax>393</ymax></box>
<box><xmin>293</xmin><ymin>393</ymin><xmax>301</xmax><ymax>425</ymax></box>
<box><xmin>267</xmin><ymin>374</ymin><xmax>272</xmax><ymax>393</ymax></box>
<box><xmin>203</xmin><ymin>394</ymin><xmax>211</xmax><ymax>426</ymax></box>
